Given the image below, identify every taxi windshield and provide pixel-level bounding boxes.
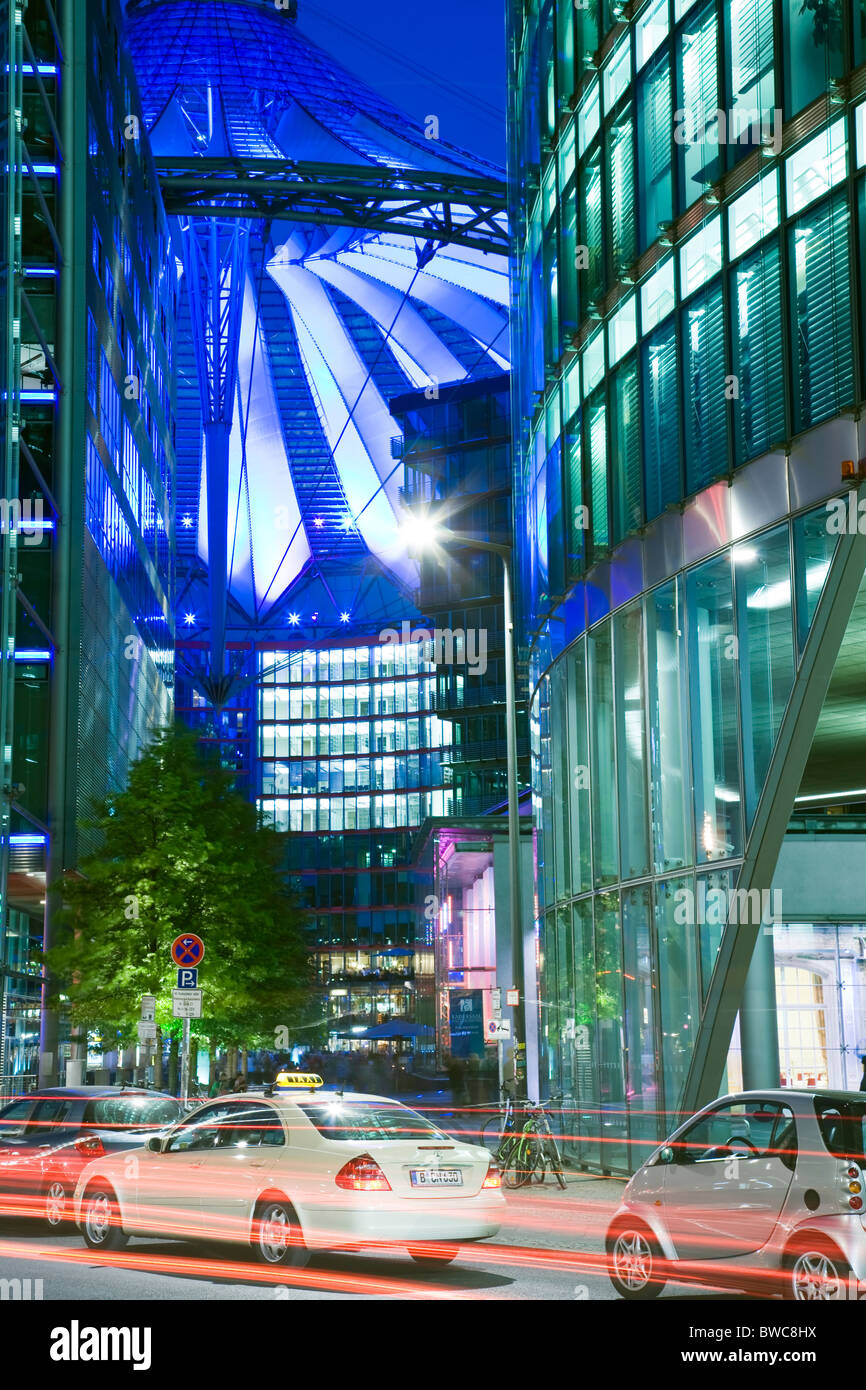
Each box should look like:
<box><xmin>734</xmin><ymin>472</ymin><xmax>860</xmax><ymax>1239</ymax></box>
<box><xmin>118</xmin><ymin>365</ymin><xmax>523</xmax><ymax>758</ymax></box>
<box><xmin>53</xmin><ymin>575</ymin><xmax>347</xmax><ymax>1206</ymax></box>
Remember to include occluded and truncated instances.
<box><xmin>298</xmin><ymin>1100</ymin><xmax>447</xmax><ymax>1143</ymax></box>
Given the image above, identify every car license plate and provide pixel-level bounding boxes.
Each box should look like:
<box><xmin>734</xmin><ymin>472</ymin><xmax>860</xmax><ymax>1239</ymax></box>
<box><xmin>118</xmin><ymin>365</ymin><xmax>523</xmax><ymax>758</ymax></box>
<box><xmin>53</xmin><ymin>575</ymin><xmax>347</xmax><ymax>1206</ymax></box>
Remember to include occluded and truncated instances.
<box><xmin>410</xmin><ymin>1168</ymin><xmax>463</xmax><ymax>1187</ymax></box>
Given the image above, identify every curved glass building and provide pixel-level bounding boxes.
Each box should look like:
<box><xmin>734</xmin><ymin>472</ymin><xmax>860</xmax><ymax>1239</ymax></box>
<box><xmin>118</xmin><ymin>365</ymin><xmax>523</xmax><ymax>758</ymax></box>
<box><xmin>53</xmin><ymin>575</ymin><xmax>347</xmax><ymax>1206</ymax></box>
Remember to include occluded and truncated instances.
<box><xmin>122</xmin><ymin>0</ymin><xmax>512</xmax><ymax>1043</ymax></box>
<box><xmin>509</xmin><ymin>0</ymin><xmax>866</xmax><ymax>1171</ymax></box>
<box><xmin>126</xmin><ymin>0</ymin><xmax>509</xmax><ymax>638</ymax></box>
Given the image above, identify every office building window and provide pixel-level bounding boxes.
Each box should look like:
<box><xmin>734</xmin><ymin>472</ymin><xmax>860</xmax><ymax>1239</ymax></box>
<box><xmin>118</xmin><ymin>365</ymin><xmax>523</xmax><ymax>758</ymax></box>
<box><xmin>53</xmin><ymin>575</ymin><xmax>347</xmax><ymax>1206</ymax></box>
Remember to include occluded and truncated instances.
<box><xmin>730</xmin><ymin>239</ymin><xmax>785</xmax><ymax>463</ymax></box>
<box><xmin>637</xmin><ymin>50</ymin><xmax>672</xmax><ymax>253</ymax></box>
<box><xmin>789</xmin><ymin>196</ymin><xmax>853</xmax><ymax>432</ymax></box>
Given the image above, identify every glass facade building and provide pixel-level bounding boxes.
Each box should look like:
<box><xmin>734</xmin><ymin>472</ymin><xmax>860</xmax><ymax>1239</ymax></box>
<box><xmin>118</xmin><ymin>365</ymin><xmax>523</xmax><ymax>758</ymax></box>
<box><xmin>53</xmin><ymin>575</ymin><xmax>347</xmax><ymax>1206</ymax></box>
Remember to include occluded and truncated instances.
<box><xmin>509</xmin><ymin>0</ymin><xmax>866</xmax><ymax>1171</ymax></box>
<box><xmin>1</xmin><ymin>0</ymin><xmax>176</xmax><ymax>1090</ymax></box>
<box><xmin>255</xmin><ymin>639</ymin><xmax>449</xmax><ymax>1039</ymax></box>
<box><xmin>394</xmin><ymin>373</ymin><xmax>530</xmax><ymax>818</ymax></box>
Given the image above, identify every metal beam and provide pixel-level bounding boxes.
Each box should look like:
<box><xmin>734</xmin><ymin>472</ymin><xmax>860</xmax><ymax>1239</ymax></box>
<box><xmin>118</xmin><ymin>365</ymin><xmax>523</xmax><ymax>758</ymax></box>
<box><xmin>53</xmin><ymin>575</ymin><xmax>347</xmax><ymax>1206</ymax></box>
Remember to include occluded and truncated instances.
<box><xmin>157</xmin><ymin>158</ymin><xmax>508</xmax><ymax>256</ymax></box>
<box><xmin>680</xmin><ymin>482</ymin><xmax>866</xmax><ymax>1114</ymax></box>
<box><xmin>182</xmin><ymin>218</ymin><xmax>250</xmax><ymax>678</ymax></box>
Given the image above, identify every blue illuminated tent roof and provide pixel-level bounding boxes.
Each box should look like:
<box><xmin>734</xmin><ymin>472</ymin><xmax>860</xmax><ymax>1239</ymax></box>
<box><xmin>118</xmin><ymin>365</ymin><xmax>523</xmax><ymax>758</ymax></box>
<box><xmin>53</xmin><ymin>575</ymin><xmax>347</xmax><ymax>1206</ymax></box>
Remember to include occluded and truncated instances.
<box><xmin>126</xmin><ymin>0</ymin><xmax>510</xmax><ymax>636</ymax></box>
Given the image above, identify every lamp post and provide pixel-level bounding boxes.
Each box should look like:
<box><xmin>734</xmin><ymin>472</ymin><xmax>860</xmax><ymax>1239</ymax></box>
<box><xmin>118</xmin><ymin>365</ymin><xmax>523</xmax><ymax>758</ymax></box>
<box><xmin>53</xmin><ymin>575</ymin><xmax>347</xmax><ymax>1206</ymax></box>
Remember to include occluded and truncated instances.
<box><xmin>402</xmin><ymin>516</ymin><xmax>527</xmax><ymax>1089</ymax></box>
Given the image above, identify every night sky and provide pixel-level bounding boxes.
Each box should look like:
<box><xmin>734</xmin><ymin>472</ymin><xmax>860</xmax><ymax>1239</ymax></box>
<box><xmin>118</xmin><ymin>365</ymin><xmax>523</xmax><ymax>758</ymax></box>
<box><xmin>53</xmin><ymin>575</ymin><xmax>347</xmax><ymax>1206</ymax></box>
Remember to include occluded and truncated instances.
<box><xmin>298</xmin><ymin>0</ymin><xmax>508</xmax><ymax>168</ymax></box>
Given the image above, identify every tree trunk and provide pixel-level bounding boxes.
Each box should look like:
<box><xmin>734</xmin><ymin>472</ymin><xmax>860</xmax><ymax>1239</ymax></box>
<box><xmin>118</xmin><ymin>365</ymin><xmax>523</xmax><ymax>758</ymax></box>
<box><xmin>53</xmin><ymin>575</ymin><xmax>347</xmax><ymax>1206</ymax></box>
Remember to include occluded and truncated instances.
<box><xmin>167</xmin><ymin>1036</ymin><xmax>179</xmax><ymax>1095</ymax></box>
<box><xmin>240</xmin><ymin>1047</ymin><xmax>248</xmax><ymax>1079</ymax></box>
<box><xmin>153</xmin><ymin>1028</ymin><xmax>164</xmax><ymax>1089</ymax></box>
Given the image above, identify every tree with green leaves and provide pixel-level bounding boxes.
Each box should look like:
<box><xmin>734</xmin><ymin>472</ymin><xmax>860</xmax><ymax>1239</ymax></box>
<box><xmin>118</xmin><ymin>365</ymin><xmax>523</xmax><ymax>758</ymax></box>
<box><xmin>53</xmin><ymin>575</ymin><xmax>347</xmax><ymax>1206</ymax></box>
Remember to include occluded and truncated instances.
<box><xmin>45</xmin><ymin>724</ymin><xmax>317</xmax><ymax>1064</ymax></box>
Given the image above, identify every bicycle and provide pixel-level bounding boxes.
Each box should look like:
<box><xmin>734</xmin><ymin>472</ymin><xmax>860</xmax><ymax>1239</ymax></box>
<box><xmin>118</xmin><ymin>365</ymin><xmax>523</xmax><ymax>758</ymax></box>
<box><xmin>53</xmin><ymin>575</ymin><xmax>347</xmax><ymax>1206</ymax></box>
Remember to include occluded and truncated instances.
<box><xmin>482</xmin><ymin>1093</ymin><xmax>568</xmax><ymax>1189</ymax></box>
<box><xmin>521</xmin><ymin>1094</ymin><xmax>568</xmax><ymax>1190</ymax></box>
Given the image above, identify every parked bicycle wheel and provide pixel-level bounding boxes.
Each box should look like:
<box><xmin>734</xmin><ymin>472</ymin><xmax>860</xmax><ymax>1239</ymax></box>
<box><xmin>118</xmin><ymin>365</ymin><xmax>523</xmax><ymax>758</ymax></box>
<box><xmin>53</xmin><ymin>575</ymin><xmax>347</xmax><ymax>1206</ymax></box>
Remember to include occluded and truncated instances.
<box><xmin>503</xmin><ymin>1133</ymin><xmax>541</xmax><ymax>1188</ymax></box>
<box><xmin>480</xmin><ymin>1113</ymin><xmax>508</xmax><ymax>1155</ymax></box>
<box><xmin>546</xmin><ymin>1135</ymin><xmax>568</xmax><ymax>1190</ymax></box>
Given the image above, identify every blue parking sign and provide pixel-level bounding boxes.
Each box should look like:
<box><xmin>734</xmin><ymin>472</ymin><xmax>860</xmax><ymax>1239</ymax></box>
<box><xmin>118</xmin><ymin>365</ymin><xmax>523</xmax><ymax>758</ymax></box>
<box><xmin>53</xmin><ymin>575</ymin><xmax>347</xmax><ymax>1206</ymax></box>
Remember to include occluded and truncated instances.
<box><xmin>176</xmin><ymin>968</ymin><xmax>198</xmax><ymax>989</ymax></box>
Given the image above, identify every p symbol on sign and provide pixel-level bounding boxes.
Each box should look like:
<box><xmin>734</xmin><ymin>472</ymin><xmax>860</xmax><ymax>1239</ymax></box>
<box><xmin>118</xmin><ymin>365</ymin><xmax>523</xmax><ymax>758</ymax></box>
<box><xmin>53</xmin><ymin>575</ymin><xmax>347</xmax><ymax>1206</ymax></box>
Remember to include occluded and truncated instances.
<box><xmin>177</xmin><ymin>968</ymin><xmax>198</xmax><ymax>989</ymax></box>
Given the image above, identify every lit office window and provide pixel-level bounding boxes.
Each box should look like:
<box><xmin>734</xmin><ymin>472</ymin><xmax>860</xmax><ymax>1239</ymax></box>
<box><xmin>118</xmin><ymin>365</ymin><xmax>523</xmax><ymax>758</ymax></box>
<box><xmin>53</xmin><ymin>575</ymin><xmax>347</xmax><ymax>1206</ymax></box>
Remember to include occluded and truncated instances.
<box><xmin>577</xmin><ymin>79</ymin><xmax>600</xmax><ymax>157</ymax></box>
<box><xmin>603</xmin><ymin>36</ymin><xmax>631</xmax><ymax>112</ymax></box>
<box><xmin>580</xmin><ymin>149</ymin><xmax>603</xmax><ymax>303</ymax></box>
<box><xmin>587</xmin><ymin>391</ymin><xmax>609</xmax><ymax>549</ymax></box>
<box><xmin>642</xmin><ymin>319</ymin><xmax>681</xmax><ymax>520</ymax></box>
<box><xmin>857</xmin><ymin>101</ymin><xmax>866</xmax><ymax>168</ymax></box>
<box><xmin>679</xmin><ymin>215</ymin><xmax>722</xmax><ymax>296</ymax></box>
<box><xmin>789</xmin><ymin>197</ymin><xmax>853</xmax><ymax>432</ymax></box>
<box><xmin>728</xmin><ymin>0</ymin><xmax>775</xmax><ymax>148</ymax></box>
<box><xmin>730</xmin><ymin>241</ymin><xmax>784</xmax><ymax>463</ymax></box>
<box><xmin>583</xmin><ymin>327</ymin><xmax>605</xmax><ymax>396</ymax></box>
<box><xmin>682</xmin><ymin>281</ymin><xmax>727</xmax><ymax>493</ymax></box>
<box><xmin>782</xmin><ymin>0</ymin><xmax>843</xmax><ymax>120</ymax></box>
<box><xmin>786</xmin><ymin>120</ymin><xmax>847</xmax><ymax>215</ymax></box>
<box><xmin>564</xmin><ymin>428</ymin><xmax>585</xmax><ymax>580</ymax></box>
<box><xmin>677</xmin><ymin>4</ymin><xmax>720</xmax><ymax>209</ymax></box>
<box><xmin>640</xmin><ymin>256</ymin><xmax>675</xmax><ymax>333</ymax></box>
<box><xmin>608</xmin><ymin>111</ymin><xmax>636</xmax><ymax>276</ymax></box>
<box><xmin>611</xmin><ymin>357</ymin><xmax>641</xmax><ymax>543</ymax></box>
<box><xmin>728</xmin><ymin>169</ymin><xmax>779</xmax><ymax>258</ymax></box>
<box><xmin>636</xmin><ymin>0</ymin><xmax>668</xmax><ymax>70</ymax></box>
<box><xmin>637</xmin><ymin>50</ymin><xmax>672</xmax><ymax>252</ymax></box>
<box><xmin>608</xmin><ymin>293</ymin><xmax>637</xmax><ymax>367</ymax></box>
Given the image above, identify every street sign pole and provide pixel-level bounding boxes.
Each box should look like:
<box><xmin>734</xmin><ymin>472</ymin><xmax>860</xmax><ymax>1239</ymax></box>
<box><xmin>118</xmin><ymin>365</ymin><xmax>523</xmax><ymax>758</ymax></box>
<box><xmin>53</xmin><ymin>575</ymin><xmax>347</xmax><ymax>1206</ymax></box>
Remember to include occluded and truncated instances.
<box><xmin>180</xmin><ymin>1016</ymin><xmax>191</xmax><ymax>1103</ymax></box>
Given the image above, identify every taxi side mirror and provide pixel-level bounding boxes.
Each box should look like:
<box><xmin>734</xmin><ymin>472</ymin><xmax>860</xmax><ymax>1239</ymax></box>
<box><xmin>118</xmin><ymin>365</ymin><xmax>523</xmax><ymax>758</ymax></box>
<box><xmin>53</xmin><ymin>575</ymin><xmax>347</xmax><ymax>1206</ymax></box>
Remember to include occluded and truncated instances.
<box><xmin>145</xmin><ymin>1136</ymin><xmax>165</xmax><ymax>1153</ymax></box>
<box><xmin>655</xmin><ymin>1146</ymin><xmax>675</xmax><ymax>1166</ymax></box>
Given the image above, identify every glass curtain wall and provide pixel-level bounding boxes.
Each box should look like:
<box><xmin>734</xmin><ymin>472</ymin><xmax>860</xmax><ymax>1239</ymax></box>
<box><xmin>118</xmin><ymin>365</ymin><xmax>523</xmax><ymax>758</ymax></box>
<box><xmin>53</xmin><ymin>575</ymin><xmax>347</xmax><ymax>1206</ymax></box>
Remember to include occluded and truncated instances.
<box><xmin>535</xmin><ymin>504</ymin><xmax>839</xmax><ymax>1173</ymax></box>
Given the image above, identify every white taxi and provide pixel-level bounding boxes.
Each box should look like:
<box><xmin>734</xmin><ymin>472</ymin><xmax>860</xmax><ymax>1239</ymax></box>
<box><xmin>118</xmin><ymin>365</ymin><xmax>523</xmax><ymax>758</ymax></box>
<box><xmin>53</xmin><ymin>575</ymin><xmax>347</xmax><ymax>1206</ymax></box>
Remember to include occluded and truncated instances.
<box><xmin>72</xmin><ymin>1075</ymin><xmax>504</xmax><ymax>1268</ymax></box>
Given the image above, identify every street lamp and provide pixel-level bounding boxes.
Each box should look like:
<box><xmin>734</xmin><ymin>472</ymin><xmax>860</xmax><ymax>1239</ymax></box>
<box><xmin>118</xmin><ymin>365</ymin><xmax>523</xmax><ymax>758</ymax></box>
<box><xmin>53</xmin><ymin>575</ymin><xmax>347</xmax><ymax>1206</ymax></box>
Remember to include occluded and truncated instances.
<box><xmin>402</xmin><ymin>512</ymin><xmax>527</xmax><ymax>1089</ymax></box>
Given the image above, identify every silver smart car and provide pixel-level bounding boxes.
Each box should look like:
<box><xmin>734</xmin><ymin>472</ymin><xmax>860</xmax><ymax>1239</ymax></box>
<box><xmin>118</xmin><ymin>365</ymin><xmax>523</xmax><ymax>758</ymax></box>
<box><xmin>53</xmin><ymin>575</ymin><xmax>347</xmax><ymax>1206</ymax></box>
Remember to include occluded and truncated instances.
<box><xmin>606</xmin><ymin>1090</ymin><xmax>866</xmax><ymax>1300</ymax></box>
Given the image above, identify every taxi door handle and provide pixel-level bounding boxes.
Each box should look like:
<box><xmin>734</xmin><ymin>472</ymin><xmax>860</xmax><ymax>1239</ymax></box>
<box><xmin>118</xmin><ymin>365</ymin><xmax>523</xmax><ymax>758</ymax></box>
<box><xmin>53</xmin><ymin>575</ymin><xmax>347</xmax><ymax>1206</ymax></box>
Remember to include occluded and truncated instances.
<box><xmin>249</xmin><ymin>1161</ymin><xmax>266</xmax><ymax>1168</ymax></box>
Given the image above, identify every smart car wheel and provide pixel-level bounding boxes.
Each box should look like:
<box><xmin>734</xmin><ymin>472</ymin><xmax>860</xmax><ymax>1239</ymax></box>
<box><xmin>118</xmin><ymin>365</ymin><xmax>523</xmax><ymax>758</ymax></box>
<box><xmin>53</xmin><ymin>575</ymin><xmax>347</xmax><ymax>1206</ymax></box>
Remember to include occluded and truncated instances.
<box><xmin>408</xmin><ymin>1243</ymin><xmax>459</xmax><ymax>1266</ymax></box>
<box><xmin>44</xmin><ymin>1181</ymin><xmax>68</xmax><ymax>1229</ymax></box>
<box><xmin>252</xmin><ymin>1199</ymin><xmax>311</xmax><ymax>1269</ymax></box>
<box><xmin>82</xmin><ymin>1184</ymin><xmax>128</xmax><ymax>1252</ymax></box>
<box><xmin>607</xmin><ymin>1224</ymin><xmax>665</xmax><ymax>1300</ymax></box>
<box><xmin>786</xmin><ymin>1244</ymin><xmax>849</xmax><ymax>1301</ymax></box>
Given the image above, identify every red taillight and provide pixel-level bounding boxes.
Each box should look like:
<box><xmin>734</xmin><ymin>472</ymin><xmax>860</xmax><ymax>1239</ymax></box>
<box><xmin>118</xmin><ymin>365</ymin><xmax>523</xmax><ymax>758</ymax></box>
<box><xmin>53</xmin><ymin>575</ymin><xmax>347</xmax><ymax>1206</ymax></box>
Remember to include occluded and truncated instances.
<box><xmin>335</xmin><ymin>1154</ymin><xmax>391</xmax><ymax>1192</ymax></box>
<box><xmin>482</xmin><ymin>1162</ymin><xmax>502</xmax><ymax>1189</ymax></box>
<box><xmin>74</xmin><ymin>1137</ymin><xmax>105</xmax><ymax>1159</ymax></box>
<box><xmin>850</xmin><ymin>1196</ymin><xmax>863</xmax><ymax>1210</ymax></box>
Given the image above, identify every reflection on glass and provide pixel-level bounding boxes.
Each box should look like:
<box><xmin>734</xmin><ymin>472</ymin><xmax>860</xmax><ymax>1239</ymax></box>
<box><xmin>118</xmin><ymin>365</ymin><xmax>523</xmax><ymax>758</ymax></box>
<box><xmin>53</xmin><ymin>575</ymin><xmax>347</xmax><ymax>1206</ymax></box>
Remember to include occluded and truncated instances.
<box><xmin>656</xmin><ymin>877</ymin><xmax>700</xmax><ymax>1120</ymax></box>
<box><xmin>647</xmin><ymin>579</ymin><xmax>692</xmax><ymax>874</ymax></box>
<box><xmin>595</xmin><ymin>892</ymin><xmax>628</xmax><ymax>1171</ymax></box>
<box><xmin>697</xmin><ymin>866</ymin><xmax>733</xmax><ymax>1002</ymax></box>
<box><xmin>590</xmin><ymin>624</ymin><xmax>618</xmax><ymax>884</ymax></box>
<box><xmin>566</xmin><ymin>639</ymin><xmax>592</xmax><ymax>895</ymax></box>
<box><xmin>687</xmin><ymin>554</ymin><xmax>743</xmax><ymax>863</ymax></box>
<box><xmin>735</xmin><ymin>526</ymin><xmax>795</xmax><ymax>827</ymax></box>
<box><xmin>614</xmin><ymin>603</ymin><xmax>649</xmax><ymax>879</ymax></box>
<box><xmin>793</xmin><ymin>505</ymin><xmax>838</xmax><ymax>655</ymax></box>
<box><xmin>623</xmin><ymin>885</ymin><xmax>660</xmax><ymax>1168</ymax></box>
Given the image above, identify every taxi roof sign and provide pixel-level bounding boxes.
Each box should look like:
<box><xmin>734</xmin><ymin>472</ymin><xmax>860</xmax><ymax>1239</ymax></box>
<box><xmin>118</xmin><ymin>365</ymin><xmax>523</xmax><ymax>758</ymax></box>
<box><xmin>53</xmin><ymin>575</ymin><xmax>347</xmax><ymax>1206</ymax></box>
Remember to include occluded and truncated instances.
<box><xmin>273</xmin><ymin>1071</ymin><xmax>323</xmax><ymax>1090</ymax></box>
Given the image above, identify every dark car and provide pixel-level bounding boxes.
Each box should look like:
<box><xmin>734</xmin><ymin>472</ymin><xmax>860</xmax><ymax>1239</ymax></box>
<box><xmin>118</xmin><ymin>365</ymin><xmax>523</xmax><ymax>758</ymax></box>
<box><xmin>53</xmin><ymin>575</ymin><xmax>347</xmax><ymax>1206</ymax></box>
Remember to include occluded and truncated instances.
<box><xmin>0</xmin><ymin>1086</ymin><xmax>183</xmax><ymax>1230</ymax></box>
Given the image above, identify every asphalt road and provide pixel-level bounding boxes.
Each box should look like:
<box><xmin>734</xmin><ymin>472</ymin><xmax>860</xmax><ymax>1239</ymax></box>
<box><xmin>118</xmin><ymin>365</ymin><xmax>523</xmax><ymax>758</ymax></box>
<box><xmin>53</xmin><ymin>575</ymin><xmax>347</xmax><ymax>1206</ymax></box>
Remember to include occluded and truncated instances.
<box><xmin>0</xmin><ymin>1176</ymin><xmax>750</xmax><ymax>1302</ymax></box>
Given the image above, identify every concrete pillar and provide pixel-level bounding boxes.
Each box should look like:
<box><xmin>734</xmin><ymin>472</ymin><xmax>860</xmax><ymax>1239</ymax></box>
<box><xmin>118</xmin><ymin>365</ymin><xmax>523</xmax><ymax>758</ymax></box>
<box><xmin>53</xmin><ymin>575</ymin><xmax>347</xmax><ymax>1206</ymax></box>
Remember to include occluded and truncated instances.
<box><xmin>740</xmin><ymin>927</ymin><xmax>781</xmax><ymax>1090</ymax></box>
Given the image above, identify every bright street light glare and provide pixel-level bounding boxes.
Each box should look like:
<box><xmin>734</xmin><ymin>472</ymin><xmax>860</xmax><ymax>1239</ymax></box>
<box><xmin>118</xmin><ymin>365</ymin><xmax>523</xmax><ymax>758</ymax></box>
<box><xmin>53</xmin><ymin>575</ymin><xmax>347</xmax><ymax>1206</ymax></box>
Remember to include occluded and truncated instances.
<box><xmin>400</xmin><ymin>512</ymin><xmax>443</xmax><ymax>553</ymax></box>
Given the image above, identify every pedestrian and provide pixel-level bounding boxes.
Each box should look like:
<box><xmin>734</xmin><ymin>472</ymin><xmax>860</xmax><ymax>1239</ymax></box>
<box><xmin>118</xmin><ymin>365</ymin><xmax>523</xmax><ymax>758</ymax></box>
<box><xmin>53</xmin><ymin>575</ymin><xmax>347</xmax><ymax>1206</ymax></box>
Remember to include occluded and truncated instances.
<box><xmin>209</xmin><ymin>1070</ymin><xmax>222</xmax><ymax>1098</ymax></box>
<box><xmin>860</xmin><ymin>1057</ymin><xmax>866</xmax><ymax>1093</ymax></box>
<box><xmin>232</xmin><ymin>1073</ymin><xmax>247</xmax><ymax>1093</ymax></box>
